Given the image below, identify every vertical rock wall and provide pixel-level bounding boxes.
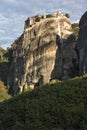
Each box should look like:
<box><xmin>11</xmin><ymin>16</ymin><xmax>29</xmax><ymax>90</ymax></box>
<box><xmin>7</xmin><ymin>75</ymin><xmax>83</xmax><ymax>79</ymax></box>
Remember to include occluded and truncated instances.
<box><xmin>8</xmin><ymin>16</ymin><xmax>77</xmax><ymax>94</ymax></box>
<box><xmin>77</xmin><ymin>11</ymin><xmax>87</xmax><ymax>75</ymax></box>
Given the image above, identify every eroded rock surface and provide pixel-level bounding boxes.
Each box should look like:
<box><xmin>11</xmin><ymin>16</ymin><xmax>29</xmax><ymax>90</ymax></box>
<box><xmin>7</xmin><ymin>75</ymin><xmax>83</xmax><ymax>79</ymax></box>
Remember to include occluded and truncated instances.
<box><xmin>77</xmin><ymin>11</ymin><xmax>87</xmax><ymax>75</ymax></box>
<box><xmin>8</xmin><ymin>15</ymin><xmax>77</xmax><ymax>94</ymax></box>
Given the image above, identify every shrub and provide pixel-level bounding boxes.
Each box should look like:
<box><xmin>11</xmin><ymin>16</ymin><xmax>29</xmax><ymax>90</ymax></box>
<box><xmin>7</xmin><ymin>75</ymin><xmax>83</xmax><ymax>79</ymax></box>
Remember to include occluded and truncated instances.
<box><xmin>0</xmin><ymin>76</ymin><xmax>87</xmax><ymax>129</ymax></box>
<box><xmin>65</xmin><ymin>13</ymin><xmax>70</xmax><ymax>18</ymax></box>
<box><xmin>46</xmin><ymin>14</ymin><xmax>54</xmax><ymax>18</ymax></box>
<box><xmin>35</xmin><ymin>16</ymin><xmax>40</xmax><ymax>22</ymax></box>
<box><xmin>0</xmin><ymin>48</ymin><xmax>9</xmax><ymax>84</ymax></box>
<box><xmin>71</xmin><ymin>23</ymin><xmax>79</xmax><ymax>38</ymax></box>
<box><xmin>0</xmin><ymin>81</ymin><xmax>10</xmax><ymax>102</ymax></box>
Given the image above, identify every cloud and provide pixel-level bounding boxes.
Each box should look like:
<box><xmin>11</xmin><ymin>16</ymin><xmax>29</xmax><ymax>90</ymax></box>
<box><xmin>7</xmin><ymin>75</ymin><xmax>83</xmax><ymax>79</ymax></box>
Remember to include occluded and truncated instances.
<box><xmin>0</xmin><ymin>13</ymin><xmax>26</xmax><ymax>49</ymax></box>
<box><xmin>0</xmin><ymin>0</ymin><xmax>87</xmax><ymax>49</ymax></box>
<box><xmin>4</xmin><ymin>0</ymin><xmax>17</xmax><ymax>3</ymax></box>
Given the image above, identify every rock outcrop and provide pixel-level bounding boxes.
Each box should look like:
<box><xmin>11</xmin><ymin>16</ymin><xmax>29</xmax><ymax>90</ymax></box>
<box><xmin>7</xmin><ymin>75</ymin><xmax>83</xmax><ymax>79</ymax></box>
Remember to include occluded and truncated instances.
<box><xmin>8</xmin><ymin>13</ymin><xmax>77</xmax><ymax>94</ymax></box>
<box><xmin>77</xmin><ymin>11</ymin><xmax>87</xmax><ymax>75</ymax></box>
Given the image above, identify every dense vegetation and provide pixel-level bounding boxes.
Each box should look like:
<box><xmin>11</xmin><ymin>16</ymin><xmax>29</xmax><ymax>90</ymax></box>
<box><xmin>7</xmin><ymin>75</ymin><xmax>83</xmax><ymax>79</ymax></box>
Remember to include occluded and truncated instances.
<box><xmin>46</xmin><ymin>14</ymin><xmax>54</xmax><ymax>18</ymax></box>
<box><xmin>65</xmin><ymin>13</ymin><xmax>70</xmax><ymax>18</ymax></box>
<box><xmin>0</xmin><ymin>47</ymin><xmax>10</xmax><ymax>102</ymax></box>
<box><xmin>0</xmin><ymin>20</ymin><xmax>85</xmax><ymax>130</ymax></box>
<box><xmin>0</xmin><ymin>80</ymin><xmax>10</xmax><ymax>102</ymax></box>
<box><xmin>0</xmin><ymin>75</ymin><xmax>87</xmax><ymax>130</ymax></box>
<box><xmin>0</xmin><ymin>47</ymin><xmax>9</xmax><ymax>83</ymax></box>
<box><xmin>72</xmin><ymin>23</ymin><xmax>79</xmax><ymax>38</ymax></box>
<box><xmin>35</xmin><ymin>16</ymin><xmax>40</xmax><ymax>22</ymax></box>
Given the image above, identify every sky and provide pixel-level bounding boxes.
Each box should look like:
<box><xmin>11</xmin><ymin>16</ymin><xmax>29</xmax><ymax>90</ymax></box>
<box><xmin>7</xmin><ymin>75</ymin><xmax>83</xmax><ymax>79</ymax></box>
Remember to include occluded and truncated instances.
<box><xmin>0</xmin><ymin>0</ymin><xmax>87</xmax><ymax>49</ymax></box>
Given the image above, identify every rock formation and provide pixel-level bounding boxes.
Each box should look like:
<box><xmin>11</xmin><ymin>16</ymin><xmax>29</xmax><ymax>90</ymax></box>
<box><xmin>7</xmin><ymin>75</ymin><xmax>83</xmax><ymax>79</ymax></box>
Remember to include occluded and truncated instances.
<box><xmin>8</xmin><ymin>12</ymin><xmax>77</xmax><ymax>94</ymax></box>
<box><xmin>77</xmin><ymin>11</ymin><xmax>87</xmax><ymax>75</ymax></box>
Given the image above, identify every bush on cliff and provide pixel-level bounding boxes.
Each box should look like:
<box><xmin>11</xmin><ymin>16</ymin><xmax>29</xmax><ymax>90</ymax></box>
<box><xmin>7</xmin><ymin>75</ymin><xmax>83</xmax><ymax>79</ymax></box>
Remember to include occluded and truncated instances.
<box><xmin>35</xmin><ymin>16</ymin><xmax>40</xmax><ymax>22</ymax></box>
<box><xmin>0</xmin><ymin>47</ymin><xmax>9</xmax><ymax>83</ymax></box>
<box><xmin>0</xmin><ymin>75</ymin><xmax>87</xmax><ymax>130</ymax></box>
<box><xmin>72</xmin><ymin>23</ymin><xmax>79</xmax><ymax>38</ymax></box>
<box><xmin>65</xmin><ymin>13</ymin><xmax>70</xmax><ymax>18</ymax></box>
<box><xmin>46</xmin><ymin>14</ymin><xmax>54</xmax><ymax>18</ymax></box>
<box><xmin>0</xmin><ymin>81</ymin><xmax>10</xmax><ymax>102</ymax></box>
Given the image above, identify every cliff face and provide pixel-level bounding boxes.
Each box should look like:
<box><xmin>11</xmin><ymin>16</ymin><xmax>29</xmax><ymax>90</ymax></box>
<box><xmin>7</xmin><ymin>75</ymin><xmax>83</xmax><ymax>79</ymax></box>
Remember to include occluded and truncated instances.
<box><xmin>8</xmin><ymin>15</ymin><xmax>77</xmax><ymax>94</ymax></box>
<box><xmin>77</xmin><ymin>11</ymin><xmax>87</xmax><ymax>75</ymax></box>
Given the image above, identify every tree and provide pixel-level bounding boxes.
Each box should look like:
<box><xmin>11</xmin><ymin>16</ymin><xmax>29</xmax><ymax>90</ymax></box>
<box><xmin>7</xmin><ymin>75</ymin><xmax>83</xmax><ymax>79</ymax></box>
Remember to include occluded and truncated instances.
<box><xmin>0</xmin><ymin>44</ymin><xmax>3</xmax><ymax>60</ymax></box>
<box><xmin>71</xmin><ymin>23</ymin><xmax>79</xmax><ymax>38</ymax></box>
<box><xmin>65</xmin><ymin>13</ymin><xmax>70</xmax><ymax>18</ymax></box>
<box><xmin>35</xmin><ymin>16</ymin><xmax>40</xmax><ymax>22</ymax></box>
<box><xmin>46</xmin><ymin>14</ymin><xmax>54</xmax><ymax>18</ymax></box>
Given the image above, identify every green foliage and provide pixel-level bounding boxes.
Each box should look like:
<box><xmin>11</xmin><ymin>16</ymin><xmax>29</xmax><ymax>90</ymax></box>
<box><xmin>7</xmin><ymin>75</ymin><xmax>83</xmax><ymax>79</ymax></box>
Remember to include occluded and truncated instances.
<box><xmin>0</xmin><ymin>47</ymin><xmax>7</xmax><ymax>61</ymax></box>
<box><xmin>65</xmin><ymin>13</ymin><xmax>70</xmax><ymax>18</ymax></box>
<box><xmin>0</xmin><ymin>76</ymin><xmax>87</xmax><ymax>129</ymax></box>
<box><xmin>0</xmin><ymin>47</ymin><xmax>10</xmax><ymax>102</ymax></box>
<box><xmin>46</xmin><ymin>14</ymin><xmax>54</xmax><ymax>18</ymax></box>
<box><xmin>72</xmin><ymin>23</ymin><xmax>79</xmax><ymax>38</ymax></box>
<box><xmin>0</xmin><ymin>81</ymin><xmax>10</xmax><ymax>102</ymax></box>
<box><xmin>72</xmin><ymin>23</ymin><xmax>79</xmax><ymax>28</ymax></box>
<box><xmin>35</xmin><ymin>16</ymin><xmax>40</xmax><ymax>22</ymax></box>
<box><xmin>0</xmin><ymin>47</ymin><xmax>9</xmax><ymax>84</ymax></box>
<box><xmin>0</xmin><ymin>61</ymin><xmax>9</xmax><ymax>83</ymax></box>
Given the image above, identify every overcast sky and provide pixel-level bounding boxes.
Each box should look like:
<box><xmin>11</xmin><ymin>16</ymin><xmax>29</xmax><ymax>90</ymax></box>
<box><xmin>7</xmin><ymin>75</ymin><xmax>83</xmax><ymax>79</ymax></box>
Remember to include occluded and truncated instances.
<box><xmin>0</xmin><ymin>0</ymin><xmax>87</xmax><ymax>49</ymax></box>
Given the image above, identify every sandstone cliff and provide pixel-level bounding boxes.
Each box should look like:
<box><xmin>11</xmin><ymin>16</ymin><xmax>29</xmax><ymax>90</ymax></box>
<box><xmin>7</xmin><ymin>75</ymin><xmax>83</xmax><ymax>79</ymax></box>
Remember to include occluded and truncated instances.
<box><xmin>8</xmin><ymin>14</ymin><xmax>77</xmax><ymax>94</ymax></box>
<box><xmin>77</xmin><ymin>11</ymin><xmax>87</xmax><ymax>75</ymax></box>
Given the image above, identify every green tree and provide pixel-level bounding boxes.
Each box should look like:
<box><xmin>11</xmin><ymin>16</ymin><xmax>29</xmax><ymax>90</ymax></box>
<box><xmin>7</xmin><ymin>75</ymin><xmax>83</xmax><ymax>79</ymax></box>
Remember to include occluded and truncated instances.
<box><xmin>35</xmin><ymin>16</ymin><xmax>40</xmax><ymax>22</ymax></box>
<box><xmin>46</xmin><ymin>14</ymin><xmax>54</xmax><ymax>18</ymax></box>
<box><xmin>72</xmin><ymin>23</ymin><xmax>79</xmax><ymax>38</ymax></box>
<box><xmin>65</xmin><ymin>13</ymin><xmax>70</xmax><ymax>18</ymax></box>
